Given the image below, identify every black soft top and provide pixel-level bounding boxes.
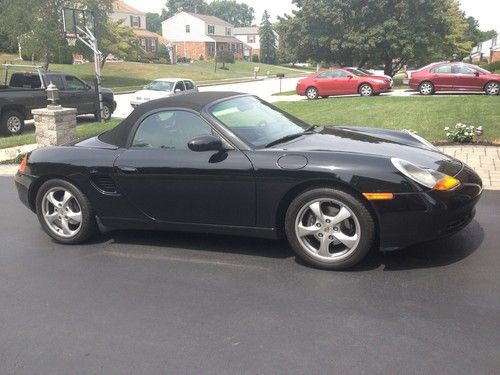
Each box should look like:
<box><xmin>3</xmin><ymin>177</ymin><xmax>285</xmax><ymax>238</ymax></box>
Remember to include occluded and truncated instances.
<box><xmin>99</xmin><ymin>91</ymin><xmax>245</xmax><ymax>148</ymax></box>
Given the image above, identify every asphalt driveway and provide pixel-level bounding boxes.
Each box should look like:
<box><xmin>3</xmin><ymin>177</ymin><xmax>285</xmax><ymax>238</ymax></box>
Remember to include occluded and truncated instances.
<box><xmin>1</xmin><ymin>176</ymin><xmax>499</xmax><ymax>374</ymax></box>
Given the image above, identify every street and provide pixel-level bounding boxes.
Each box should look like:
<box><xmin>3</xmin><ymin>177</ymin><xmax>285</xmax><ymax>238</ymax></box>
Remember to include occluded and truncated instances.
<box><xmin>1</xmin><ymin>176</ymin><xmax>500</xmax><ymax>374</ymax></box>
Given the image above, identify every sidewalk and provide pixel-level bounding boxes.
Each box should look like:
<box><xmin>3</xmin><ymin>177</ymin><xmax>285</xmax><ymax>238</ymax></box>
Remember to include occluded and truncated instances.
<box><xmin>0</xmin><ymin>144</ymin><xmax>499</xmax><ymax>189</ymax></box>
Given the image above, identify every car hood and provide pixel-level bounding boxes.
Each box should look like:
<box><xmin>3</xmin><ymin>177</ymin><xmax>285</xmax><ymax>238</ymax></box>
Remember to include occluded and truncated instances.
<box><xmin>133</xmin><ymin>89</ymin><xmax>171</xmax><ymax>99</ymax></box>
<box><xmin>272</xmin><ymin>126</ymin><xmax>462</xmax><ymax>175</ymax></box>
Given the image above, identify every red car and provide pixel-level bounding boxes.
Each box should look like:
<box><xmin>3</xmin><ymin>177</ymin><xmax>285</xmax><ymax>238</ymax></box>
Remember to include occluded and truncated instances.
<box><xmin>408</xmin><ymin>62</ymin><xmax>500</xmax><ymax>95</ymax></box>
<box><xmin>296</xmin><ymin>68</ymin><xmax>392</xmax><ymax>99</ymax></box>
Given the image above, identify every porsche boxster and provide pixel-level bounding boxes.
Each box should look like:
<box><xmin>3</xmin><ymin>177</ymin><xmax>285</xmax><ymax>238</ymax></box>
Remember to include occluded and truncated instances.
<box><xmin>15</xmin><ymin>92</ymin><xmax>482</xmax><ymax>270</ymax></box>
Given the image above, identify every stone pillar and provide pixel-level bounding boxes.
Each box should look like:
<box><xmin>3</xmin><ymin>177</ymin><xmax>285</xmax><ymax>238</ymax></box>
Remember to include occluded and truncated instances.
<box><xmin>32</xmin><ymin>107</ymin><xmax>77</xmax><ymax>147</ymax></box>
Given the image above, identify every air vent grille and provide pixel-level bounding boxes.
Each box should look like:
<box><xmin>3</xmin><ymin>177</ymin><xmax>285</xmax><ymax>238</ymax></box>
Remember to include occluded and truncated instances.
<box><xmin>90</xmin><ymin>174</ymin><xmax>119</xmax><ymax>194</ymax></box>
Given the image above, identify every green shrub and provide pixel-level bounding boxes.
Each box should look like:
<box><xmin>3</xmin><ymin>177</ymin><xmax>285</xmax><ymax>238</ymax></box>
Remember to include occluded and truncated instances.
<box><xmin>252</xmin><ymin>54</ymin><xmax>260</xmax><ymax>63</ymax></box>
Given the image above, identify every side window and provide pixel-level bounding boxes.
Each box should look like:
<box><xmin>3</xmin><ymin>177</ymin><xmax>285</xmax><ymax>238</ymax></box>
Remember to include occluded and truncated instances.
<box><xmin>46</xmin><ymin>75</ymin><xmax>65</xmax><ymax>89</ymax></box>
<box><xmin>432</xmin><ymin>65</ymin><xmax>452</xmax><ymax>74</ymax></box>
<box><xmin>184</xmin><ymin>81</ymin><xmax>194</xmax><ymax>90</ymax></box>
<box><xmin>316</xmin><ymin>72</ymin><xmax>332</xmax><ymax>79</ymax></box>
<box><xmin>335</xmin><ymin>70</ymin><xmax>349</xmax><ymax>78</ymax></box>
<box><xmin>454</xmin><ymin>65</ymin><xmax>475</xmax><ymax>74</ymax></box>
<box><xmin>132</xmin><ymin>111</ymin><xmax>213</xmax><ymax>150</ymax></box>
<box><xmin>65</xmin><ymin>75</ymin><xmax>87</xmax><ymax>91</ymax></box>
<box><xmin>174</xmin><ymin>81</ymin><xmax>185</xmax><ymax>91</ymax></box>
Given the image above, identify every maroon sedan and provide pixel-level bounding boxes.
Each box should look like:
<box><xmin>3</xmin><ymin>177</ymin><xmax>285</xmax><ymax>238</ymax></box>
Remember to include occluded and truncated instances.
<box><xmin>408</xmin><ymin>62</ymin><xmax>500</xmax><ymax>95</ymax></box>
<box><xmin>296</xmin><ymin>68</ymin><xmax>392</xmax><ymax>99</ymax></box>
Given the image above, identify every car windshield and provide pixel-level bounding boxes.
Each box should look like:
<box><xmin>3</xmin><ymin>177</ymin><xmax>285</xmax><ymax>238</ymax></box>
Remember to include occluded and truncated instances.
<box><xmin>345</xmin><ymin>68</ymin><xmax>369</xmax><ymax>76</ymax></box>
<box><xmin>144</xmin><ymin>80</ymin><xmax>174</xmax><ymax>92</ymax></box>
<box><xmin>209</xmin><ymin>96</ymin><xmax>311</xmax><ymax>149</ymax></box>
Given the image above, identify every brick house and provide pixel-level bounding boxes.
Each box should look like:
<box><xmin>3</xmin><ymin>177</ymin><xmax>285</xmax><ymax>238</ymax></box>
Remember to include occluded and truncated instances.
<box><xmin>161</xmin><ymin>11</ymin><xmax>251</xmax><ymax>60</ymax></box>
<box><xmin>111</xmin><ymin>0</ymin><xmax>167</xmax><ymax>56</ymax></box>
<box><xmin>470</xmin><ymin>35</ymin><xmax>500</xmax><ymax>64</ymax></box>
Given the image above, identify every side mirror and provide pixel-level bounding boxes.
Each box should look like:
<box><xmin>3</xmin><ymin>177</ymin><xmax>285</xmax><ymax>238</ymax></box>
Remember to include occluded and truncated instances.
<box><xmin>188</xmin><ymin>135</ymin><xmax>223</xmax><ymax>152</ymax></box>
<box><xmin>347</xmin><ymin>74</ymin><xmax>353</xmax><ymax>79</ymax></box>
<box><xmin>86</xmin><ymin>84</ymin><xmax>92</xmax><ymax>90</ymax></box>
<box><xmin>474</xmin><ymin>71</ymin><xmax>480</xmax><ymax>77</ymax></box>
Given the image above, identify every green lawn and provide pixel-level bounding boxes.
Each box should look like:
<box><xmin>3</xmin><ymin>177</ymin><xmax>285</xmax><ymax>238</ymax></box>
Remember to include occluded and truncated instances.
<box><xmin>0</xmin><ymin>118</ymin><xmax>121</xmax><ymax>149</ymax></box>
<box><xmin>274</xmin><ymin>96</ymin><xmax>500</xmax><ymax>143</ymax></box>
<box><xmin>1</xmin><ymin>53</ymin><xmax>308</xmax><ymax>92</ymax></box>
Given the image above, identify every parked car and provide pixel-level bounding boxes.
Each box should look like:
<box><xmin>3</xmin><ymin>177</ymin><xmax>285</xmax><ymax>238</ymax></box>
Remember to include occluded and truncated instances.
<box><xmin>296</xmin><ymin>68</ymin><xmax>392</xmax><ymax>99</ymax></box>
<box><xmin>403</xmin><ymin>62</ymin><xmax>447</xmax><ymax>85</ymax></box>
<box><xmin>408</xmin><ymin>62</ymin><xmax>500</xmax><ymax>95</ymax></box>
<box><xmin>15</xmin><ymin>92</ymin><xmax>482</xmax><ymax>270</ymax></box>
<box><xmin>130</xmin><ymin>78</ymin><xmax>198</xmax><ymax>108</ymax></box>
<box><xmin>351</xmin><ymin>67</ymin><xmax>394</xmax><ymax>88</ymax></box>
<box><xmin>0</xmin><ymin>64</ymin><xmax>116</xmax><ymax>136</ymax></box>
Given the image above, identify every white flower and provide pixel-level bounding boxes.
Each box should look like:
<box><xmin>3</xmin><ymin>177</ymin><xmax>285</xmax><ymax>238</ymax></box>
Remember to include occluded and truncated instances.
<box><xmin>444</xmin><ymin>127</ymin><xmax>450</xmax><ymax>131</ymax></box>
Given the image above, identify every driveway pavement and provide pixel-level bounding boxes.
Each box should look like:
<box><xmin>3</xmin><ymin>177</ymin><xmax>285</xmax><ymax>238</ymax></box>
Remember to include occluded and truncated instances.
<box><xmin>0</xmin><ymin>176</ymin><xmax>499</xmax><ymax>374</ymax></box>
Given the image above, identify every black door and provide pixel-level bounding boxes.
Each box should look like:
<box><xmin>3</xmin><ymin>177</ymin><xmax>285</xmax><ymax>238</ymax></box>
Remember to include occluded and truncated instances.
<box><xmin>60</xmin><ymin>75</ymin><xmax>95</xmax><ymax>114</ymax></box>
<box><xmin>113</xmin><ymin>110</ymin><xmax>256</xmax><ymax>226</ymax></box>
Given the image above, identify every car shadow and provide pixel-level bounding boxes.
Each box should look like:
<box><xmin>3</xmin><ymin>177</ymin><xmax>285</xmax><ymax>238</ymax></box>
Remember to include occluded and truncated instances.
<box><xmin>88</xmin><ymin>219</ymin><xmax>483</xmax><ymax>270</ymax></box>
<box><xmin>351</xmin><ymin>219</ymin><xmax>484</xmax><ymax>272</ymax></box>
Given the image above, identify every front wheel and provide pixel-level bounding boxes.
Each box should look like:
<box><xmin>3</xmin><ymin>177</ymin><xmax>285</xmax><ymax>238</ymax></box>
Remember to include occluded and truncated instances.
<box><xmin>419</xmin><ymin>81</ymin><xmax>434</xmax><ymax>95</ymax></box>
<box><xmin>359</xmin><ymin>84</ymin><xmax>373</xmax><ymax>96</ymax></box>
<box><xmin>484</xmin><ymin>81</ymin><xmax>500</xmax><ymax>96</ymax></box>
<box><xmin>95</xmin><ymin>102</ymin><xmax>112</xmax><ymax>121</ymax></box>
<box><xmin>305</xmin><ymin>87</ymin><xmax>319</xmax><ymax>100</ymax></box>
<box><xmin>285</xmin><ymin>188</ymin><xmax>375</xmax><ymax>270</ymax></box>
<box><xmin>1</xmin><ymin>110</ymin><xmax>25</xmax><ymax>136</ymax></box>
<box><xmin>36</xmin><ymin>179</ymin><xmax>98</xmax><ymax>244</ymax></box>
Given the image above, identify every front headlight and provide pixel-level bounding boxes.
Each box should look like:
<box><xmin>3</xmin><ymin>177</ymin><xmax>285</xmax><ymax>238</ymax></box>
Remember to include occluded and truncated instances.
<box><xmin>406</xmin><ymin>131</ymin><xmax>438</xmax><ymax>151</ymax></box>
<box><xmin>391</xmin><ymin>158</ymin><xmax>460</xmax><ymax>191</ymax></box>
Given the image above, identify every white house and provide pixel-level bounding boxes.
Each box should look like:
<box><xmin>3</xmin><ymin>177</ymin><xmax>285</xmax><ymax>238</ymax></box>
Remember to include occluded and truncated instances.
<box><xmin>233</xmin><ymin>26</ymin><xmax>279</xmax><ymax>59</ymax></box>
<box><xmin>161</xmin><ymin>11</ymin><xmax>250</xmax><ymax>60</ymax></box>
<box><xmin>470</xmin><ymin>35</ymin><xmax>500</xmax><ymax>64</ymax></box>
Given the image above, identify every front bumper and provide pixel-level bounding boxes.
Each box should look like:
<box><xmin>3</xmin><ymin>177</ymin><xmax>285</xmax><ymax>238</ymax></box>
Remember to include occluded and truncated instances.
<box><xmin>373</xmin><ymin>164</ymin><xmax>482</xmax><ymax>250</ymax></box>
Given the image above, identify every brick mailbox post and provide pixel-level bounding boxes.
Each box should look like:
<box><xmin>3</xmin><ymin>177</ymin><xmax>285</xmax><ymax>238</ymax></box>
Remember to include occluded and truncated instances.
<box><xmin>32</xmin><ymin>83</ymin><xmax>77</xmax><ymax>147</ymax></box>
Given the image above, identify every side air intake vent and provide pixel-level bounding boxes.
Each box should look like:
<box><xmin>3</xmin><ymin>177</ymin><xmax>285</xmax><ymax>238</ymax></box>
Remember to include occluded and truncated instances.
<box><xmin>90</xmin><ymin>174</ymin><xmax>119</xmax><ymax>194</ymax></box>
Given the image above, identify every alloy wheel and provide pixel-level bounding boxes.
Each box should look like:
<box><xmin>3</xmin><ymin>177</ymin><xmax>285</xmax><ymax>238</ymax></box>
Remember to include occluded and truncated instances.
<box><xmin>306</xmin><ymin>87</ymin><xmax>318</xmax><ymax>99</ymax></box>
<box><xmin>485</xmin><ymin>82</ymin><xmax>500</xmax><ymax>95</ymax></box>
<box><xmin>294</xmin><ymin>198</ymin><xmax>361</xmax><ymax>261</ymax></box>
<box><xmin>359</xmin><ymin>84</ymin><xmax>373</xmax><ymax>96</ymax></box>
<box><xmin>41</xmin><ymin>187</ymin><xmax>83</xmax><ymax>238</ymax></box>
<box><xmin>102</xmin><ymin>104</ymin><xmax>111</xmax><ymax>120</ymax></box>
<box><xmin>419</xmin><ymin>82</ymin><xmax>433</xmax><ymax>95</ymax></box>
<box><xmin>6</xmin><ymin>116</ymin><xmax>22</xmax><ymax>133</ymax></box>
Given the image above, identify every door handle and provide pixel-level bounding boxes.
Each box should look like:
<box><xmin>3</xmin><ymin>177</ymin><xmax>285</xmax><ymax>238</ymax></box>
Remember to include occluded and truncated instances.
<box><xmin>117</xmin><ymin>166</ymin><xmax>138</xmax><ymax>173</ymax></box>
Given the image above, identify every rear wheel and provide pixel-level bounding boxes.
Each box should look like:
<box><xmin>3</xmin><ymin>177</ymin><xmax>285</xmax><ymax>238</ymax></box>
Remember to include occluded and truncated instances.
<box><xmin>36</xmin><ymin>179</ymin><xmax>97</xmax><ymax>244</ymax></box>
<box><xmin>305</xmin><ymin>87</ymin><xmax>319</xmax><ymax>100</ymax></box>
<box><xmin>359</xmin><ymin>84</ymin><xmax>373</xmax><ymax>96</ymax></box>
<box><xmin>1</xmin><ymin>110</ymin><xmax>25</xmax><ymax>136</ymax></box>
<box><xmin>95</xmin><ymin>101</ymin><xmax>112</xmax><ymax>121</ymax></box>
<box><xmin>419</xmin><ymin>81</ymin><xmax>434</xmax><ymax>95</ymax></box>
<box><xmin>285</xmin><ymin>188</ymin><xmax>375</xmax><ymax>270</ymax></box>
<box><xmin>484</xmin><ymin>81</ymin><xmax>500</xmax><ymax>96</ymax></box>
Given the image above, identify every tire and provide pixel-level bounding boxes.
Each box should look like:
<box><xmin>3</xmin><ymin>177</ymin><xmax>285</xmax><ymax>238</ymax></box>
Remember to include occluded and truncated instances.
<box><xmin>484</xmin><ymin>81</ymin><xmax>500</xmax><ymax>96</ymax></box>
<box><xmin>95</xmin><ymin>101</ymin><xmax>112</xmax><ymax>121</ymax></box>
<box><xmin>1</xmin><ymin>110</ymin><xmax>25</xmax><ymax>136</ymax></box>
<box><xmin>359</xmin><ymin>84</ymin><xmax>373</xmax><ymax>96</ymax></box>
<box><xmin>285</xmin><ymin>188</ymin><xmax>375</xmax><ymax>270</ymax></box>
<box><xmin>35</xmin><ymin>179</ymin><xmax>98</xmax><ymax>244</ymax></box>
<box><xmin>418</xmin><ymin>81</ymin><xmax>434</xmax><ymax>95</ymax></box>
<box><xmin>305</xmin><ymin>86</ymin><xmax>319</xmax><ymax>100</ymax></box>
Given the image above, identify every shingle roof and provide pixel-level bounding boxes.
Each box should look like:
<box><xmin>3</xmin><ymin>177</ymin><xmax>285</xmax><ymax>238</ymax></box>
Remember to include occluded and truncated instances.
<box><xmin>184</xmin><ymin>12</ymin><xmax>233</xmax><ymax>27</ymax></box>
<box><xmin>112</xmin><ymin>0</ymin><xmax>145</xmax><ymax>15</ymax></box>
<box><xmin>233</xmin><ymin>27</ymin><xmax>259</xmax><ymax>35</ymax></box>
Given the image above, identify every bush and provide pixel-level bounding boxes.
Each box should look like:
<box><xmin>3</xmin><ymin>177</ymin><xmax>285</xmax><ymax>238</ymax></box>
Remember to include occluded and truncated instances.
<box><xmin>252</xmin><ymin>54</ymin><xmax>260</xmax><ymax>63</ymax></box>
<box><xmin>199</xmin><ymin>54</ymin><xmax>204</xmax><ymax>61</ymax></box>
<box><xmin>216</xmin><ymin>50</ymin><xmax>234</xmax><ymax>69</ymax></box>
<box><xmin>177</xmin><ymin>56</ymin><xmax>190</xmax><ymax>63</ymax></box>
<box><xmin>485</xmin><ymin>60</ymin><xmax>500</xmax><ymax>72</ymax></box>
<box><xmin>445</xmin><ymin>123</ymin><xmax>483</xmax><ymax>143</ymax></box>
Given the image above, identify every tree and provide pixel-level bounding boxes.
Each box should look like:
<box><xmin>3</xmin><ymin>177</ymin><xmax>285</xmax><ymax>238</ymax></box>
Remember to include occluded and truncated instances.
<box><xmin>161</xmin><ymin>0</ymin><xmax>207</xmax><ymax>20</ymax></box>
<box><xmin>259</xmin><ymin>10</ymin><xmax>277</xmax><ymax>64</ymax></box>
<box><xmin>146</xmin><ymin>12</ymin><xmax>162</xmax><ymax>34</ymax></box>
<box><xmin>0</xmin><ymin>0</ymin><xmax>112</xmax><ymax>69</ymax></box>
<box><xmin>206</xmin><ymin>1</ymin><xmax>254</xmax><ymax>27</ymax></box>
<box><xmin>277</xmin><ymin>0</ymin><xmax>471</xmax><ymax>76</ymax></box>
<box><xmin>99</xmin><ymin>20</ymin><xmax>144</xmax><ymax>68</ymax></box>
<box><xmin>463</xmin><ymin>16</ymin><xmax>498</xmax><ymax>46</ymax></box>
<box><xmin>216</xmin><ymin>50</ymin><xmax>234</xmax><ymax>69</ymax></box>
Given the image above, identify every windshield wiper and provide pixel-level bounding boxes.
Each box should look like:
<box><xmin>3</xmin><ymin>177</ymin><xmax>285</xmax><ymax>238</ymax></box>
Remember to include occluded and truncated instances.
<box><xmin>304</xmin><ymin>124</ymin><xmax>324</xmax><ymax>133</ymax></box>
<box><xmin>265</xmin><ymin>132</ymin><xmax>313</xmax><ymax>148</ymax></box>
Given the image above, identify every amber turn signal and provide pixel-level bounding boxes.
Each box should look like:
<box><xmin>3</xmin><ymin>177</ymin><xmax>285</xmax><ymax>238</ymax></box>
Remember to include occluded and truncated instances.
<box><xmin>362</xmin><ymin>192</ymin><xmax>394</xmax><ymax>200</ymax></box>
<box><xmin>18</xmin><ymin>155</ymin><xmax>27</xmax><ymax>173</ymax></box>
<box><xmin>433</xmin><ymin>176</ymin><xmax>460</xmax><ymax>191</ymax></box>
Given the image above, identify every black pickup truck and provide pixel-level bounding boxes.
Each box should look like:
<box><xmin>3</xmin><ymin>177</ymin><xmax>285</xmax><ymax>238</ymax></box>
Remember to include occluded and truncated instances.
<box><xmin>0</xmin><ymin>65</ymin><xmax>116</xmax><ymax>135</ymax></box>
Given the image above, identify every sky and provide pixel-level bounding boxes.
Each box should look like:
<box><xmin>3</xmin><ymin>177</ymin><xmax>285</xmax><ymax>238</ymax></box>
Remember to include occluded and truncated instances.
<box><xmin>125</xmin><ymin>0</ymin><xmax>499</xmax><ymax>32</ymax></box>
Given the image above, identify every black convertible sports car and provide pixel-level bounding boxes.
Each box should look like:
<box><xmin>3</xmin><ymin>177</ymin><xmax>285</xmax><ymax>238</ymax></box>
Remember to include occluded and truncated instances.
<box><xmin>15</xmin><ymin>92</ymin><xmax>482</xmax><ymax>270</ymax></box>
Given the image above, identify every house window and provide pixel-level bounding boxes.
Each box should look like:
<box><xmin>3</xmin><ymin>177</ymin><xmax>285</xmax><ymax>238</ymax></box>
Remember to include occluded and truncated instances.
<box><xmin>130</xmin><ymin>16</ymin><xmax>141</xmax><ymax>28</ymax></box>
<box><xmin>208</xmin><ymin>43</ymin><xmax>215</xmax><ymax>55</ymax></box>
<box><xmin>208</xmin><ymin>25</ymin><xmax>215</xmax><ymax>34</ymax></box>
<box><xmin>225</xmin><ymin>27</ymin><xmax>231</xmax><ymax>36</ymax></box>
<box><xmin>247</xmin><ymin>35</ymin><xmax>256</xmax><ymax>43</ymax></box>
<box><xmin>150</xmin><ymin>39</ymin><xmax>157</xmax><ymax>53</ymax></box>
<box><xmin>140</xmin><ymin>38</ymin><xmax>146</xmax><ymax>48</ymax></box>
<box><xmin>185</xmin><ymin>25</ymin><xmax>190</xmax><ymax>33</ymax></box>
